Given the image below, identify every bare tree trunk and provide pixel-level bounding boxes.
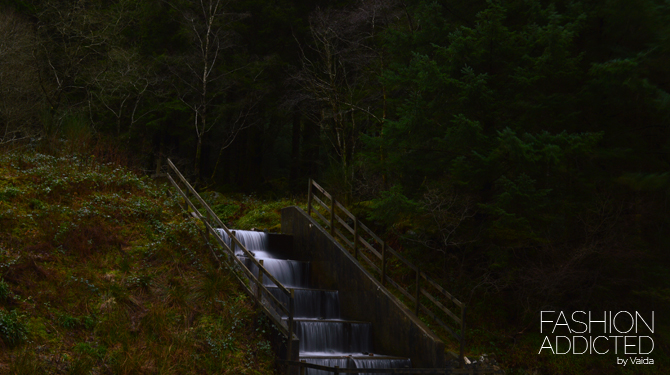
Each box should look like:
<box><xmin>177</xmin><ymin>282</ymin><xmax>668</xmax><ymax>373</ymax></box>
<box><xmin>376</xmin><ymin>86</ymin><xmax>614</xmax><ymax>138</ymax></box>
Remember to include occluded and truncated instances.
<box><xmin>290</xmin><ymin>109</ymin><xmax>302</xmax><ymax>187</ymax></box>
<box><xmin>167</xmin><ymin>0</ymin><xmax>254</xmax><ymax>184</ymax></box>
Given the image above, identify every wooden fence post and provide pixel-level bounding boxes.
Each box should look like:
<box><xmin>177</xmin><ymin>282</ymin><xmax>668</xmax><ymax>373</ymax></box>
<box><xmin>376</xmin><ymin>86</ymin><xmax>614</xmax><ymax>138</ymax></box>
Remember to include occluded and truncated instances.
<box><xmin>353</xmin><ymin>217</ymin><xmax>359</xmax><ymax>260</ymax></box>
<box><xmin>330</xmin><ymin>197</ymin><xmax>335</xmax><ymax>236</ymax></box>
<box><xmin>231</xmin><ymin>231</ymin><xmax>236</xmax><ymax>253</ymax></box>
<box><xmin>205</xmin><ymin>210</ymin><xmax>211</xmax><ymax>241</ymax></box>
<box><xmin>415</xmin><ymin>267</ymin><xmax>421</xmax><ymax>316</ymax></box>
<box><xmin>460</xmin><ymin>304</ymin><xmax>467</xmax><ymax>369</ymax></box>
<box><xmin>381</xmin><ymin>241</ymin><xmax>386</xmax><ymax>286</ymax></box>
<box><xmin>307</xmin><ymin>179</ymin><xmax>313</xmax><ymax>216</ymax></box>
<box><xmin>287</xmin><ymin>289</ymin><xmax>295</xmax><ymax>360</ymax></box>
<box><xmin>299</xmin><ymin>360</ymin><xmax>306</xmax><ymax>375</ymax></box>
<box><xmin>333</xmin><ymin>365</ymin><xmax>339</xmax><ymax>375</ymax></box>
<box><xmin>257</xmin><ymin>259</ymin><xmax>264</xmax><ymax>304</ymax></box>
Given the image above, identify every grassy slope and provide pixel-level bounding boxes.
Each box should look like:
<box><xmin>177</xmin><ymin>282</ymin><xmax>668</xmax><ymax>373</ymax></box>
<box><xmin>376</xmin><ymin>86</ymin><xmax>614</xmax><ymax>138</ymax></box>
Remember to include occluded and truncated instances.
<box><xmin>0</xmin><ymin>151</ymin><xmax>276</xmax><ymax>374</ymax></box>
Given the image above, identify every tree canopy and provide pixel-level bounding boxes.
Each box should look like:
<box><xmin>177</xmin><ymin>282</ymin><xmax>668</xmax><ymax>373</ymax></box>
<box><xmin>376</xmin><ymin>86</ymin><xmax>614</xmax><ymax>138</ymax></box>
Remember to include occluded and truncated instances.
<box><xmin>1</xmin><ymin>0</ymin><xmax>669</xmax><ymax>371</ymax></box>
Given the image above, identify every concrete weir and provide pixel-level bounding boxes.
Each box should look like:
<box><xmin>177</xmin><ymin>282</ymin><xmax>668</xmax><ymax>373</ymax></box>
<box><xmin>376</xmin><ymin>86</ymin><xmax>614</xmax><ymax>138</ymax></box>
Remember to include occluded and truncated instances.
<box><xmin>281</xmin><ymin>206</ymin><xmax>446</xmax><ymax>369</ymax></box>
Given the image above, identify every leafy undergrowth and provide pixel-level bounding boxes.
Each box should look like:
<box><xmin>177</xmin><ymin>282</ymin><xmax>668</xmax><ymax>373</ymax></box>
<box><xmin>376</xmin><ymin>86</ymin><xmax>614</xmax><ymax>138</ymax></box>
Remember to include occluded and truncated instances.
<box><xmin>0</xmin><ymin>151</ymin><xmax>276</xmax><ymax>374</ymax></box>
<box><xmin>203</xmin><ymin>192</ymin><xmax>307</xmax><ymax>233</ymax></box>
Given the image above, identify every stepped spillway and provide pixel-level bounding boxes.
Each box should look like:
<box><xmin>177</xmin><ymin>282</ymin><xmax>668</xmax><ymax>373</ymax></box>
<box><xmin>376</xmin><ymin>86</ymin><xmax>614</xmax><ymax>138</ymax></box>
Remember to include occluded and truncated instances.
<box><xmin>267</xmin><ymin>287</ymin><xmax>340</xmax><ymax>319</ymax></box>
<box><xmin>218</xmin><ymin>229</ymin><xmax>411</xmax><ymax>374</ymax></box>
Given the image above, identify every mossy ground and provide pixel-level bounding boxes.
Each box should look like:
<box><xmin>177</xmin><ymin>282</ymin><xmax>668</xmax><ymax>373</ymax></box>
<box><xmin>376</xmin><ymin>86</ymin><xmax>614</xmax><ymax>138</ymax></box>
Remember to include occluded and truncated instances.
<box><xmin>203</xmin><ymin>192</ymin><xmax>307</xmax><ymax>234</ymax></box>
<box><xmin>0</xmin><ymin>150</ymin><xmax>277</xmax><ymax>374</ymax></box>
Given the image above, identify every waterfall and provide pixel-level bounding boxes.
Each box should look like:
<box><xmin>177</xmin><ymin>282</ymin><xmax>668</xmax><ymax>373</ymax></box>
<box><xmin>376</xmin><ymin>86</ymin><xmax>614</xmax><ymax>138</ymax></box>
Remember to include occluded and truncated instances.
<box><xmin>241</xmin><ymin>257</ymin><xmax>310</xmax><ymax>288</ymax></box>
<box><xmin>303</xmin><ymin>358</ymin><xmax>352</xmax><ymax>375</ymax></box>
<box><xmin>267</xmin><ymin>288</ymin><xmax>340</xmax><ymax>318</ymax></box>
<box><xmin>353</xmin><ymin>357</ymin><xmax>413</xmax><ymax>375</ymax></box>
<box><xmin>295</xmin><ymin>320</ymin><xmax>372</xmax><ymax>353</ymax></box>
<box><xmin>218</xmin><ymin>227</ymin><xmax>411</xmax><ymax>374</ymax></box>
<box><xmin>215</xmin><ymin>229</ymin><xmax>272</xmax><ymax>257</ymax></box>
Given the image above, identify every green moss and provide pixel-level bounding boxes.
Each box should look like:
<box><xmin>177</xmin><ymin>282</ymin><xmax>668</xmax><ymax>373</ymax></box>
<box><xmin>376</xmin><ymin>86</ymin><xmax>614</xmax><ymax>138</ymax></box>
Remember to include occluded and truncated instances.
<box><xmin>25</xmin><ymin>317</ymin><xmax>49</xmax><ymax>341</ymax></box>
<box><xmin>212</xmin><ymin>203</ymin><xmax>241</xmax><ymax>221</ymax></box>
<box><xmin>235</xmin><ymin>199</ymin><xmax>297</xmax><ymax>232</ymax></box>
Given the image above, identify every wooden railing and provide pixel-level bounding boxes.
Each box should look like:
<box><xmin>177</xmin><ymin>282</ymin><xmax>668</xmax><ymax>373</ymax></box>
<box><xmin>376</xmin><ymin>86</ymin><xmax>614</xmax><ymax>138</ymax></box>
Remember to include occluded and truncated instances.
<box><xmin>166</xmin><ymin>159</ymin><xmax>297</xmax><ymax>359</ymax></box>
<box><xmin>277</xmin><ymin>359</ymin><xmax>498</xmax><ymax>374</ymax></box>
<box><xmin>307</xmin><ymin>179</ymin><xmax>467</xmax><ymax>367</ymax></box>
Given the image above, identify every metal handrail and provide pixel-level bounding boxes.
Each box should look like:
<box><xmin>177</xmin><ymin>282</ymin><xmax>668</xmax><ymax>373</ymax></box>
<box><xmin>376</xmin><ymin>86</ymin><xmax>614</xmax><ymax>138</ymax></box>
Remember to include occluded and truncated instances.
<box><xmin>307</xmin><ymin>178</ymin><xmax>467</xmax><ymax>368</ymax></box>
<box><xmin>166</xmin><ymin>159</ymin><xmax>296</xmax><ymax>359</ymax></box>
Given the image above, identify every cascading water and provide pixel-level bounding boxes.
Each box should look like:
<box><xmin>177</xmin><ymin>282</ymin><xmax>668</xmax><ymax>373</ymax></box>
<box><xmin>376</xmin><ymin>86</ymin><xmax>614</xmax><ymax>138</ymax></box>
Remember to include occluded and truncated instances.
<box><xmin>303</xmin><ymin>358</ymin><xmax>352</xmax><ymax>375</ymax></box>
<box><xmin>215</xmin><ymin>228</ymin><xmax>273</xmax><ymax>258</ymax></box>
<box><xmin>241</xmin><ymin>258</ymin><xmax>310</xmax><ymax>288</ymax></box>
<box><xmin>353</xmin><ymin>357</ymin><xmax>413</xmax><ymax>375</ymax></box>
<box><xmin>267</xmin><ymin>288</ymin><xmax>340</xmax><ymax>318</ymax></box>
<box><xmin>295</xmin><ymin>320</ymin><xmax>372</xmax><ymax>353</ymax></box>
<box><xmin>218</xmin><ymin>229</ymin><xmax>411</xmax><ymax>375</ymax></box>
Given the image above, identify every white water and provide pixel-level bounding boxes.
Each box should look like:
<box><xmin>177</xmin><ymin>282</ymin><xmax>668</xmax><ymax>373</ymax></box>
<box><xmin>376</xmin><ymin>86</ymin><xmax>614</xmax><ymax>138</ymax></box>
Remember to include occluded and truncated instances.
<box><xmin>217</xmin><ymin>228</ymin><xmax>411</xmax><ymax>374</ymax></box>
<box><xmin>241</xmin><ymin>257</ymin><xmax>310</xmax><ymax>288</ymax></box>
<box><xmin>353</xmin><ymin>357</ymin><xmax>412</xmax><ymax>375</ymax></box>
<box><xmin>302</xmin><ymin>358</ymin><xmax>351</xmax><ymax>375</ymax></box>
<box><xmin>295</xmin><ymin>320</ymin><xmax>372</xmax><ymax>353</ymax></box>
<box><xmin>215</xmin><ymin>229</ymin><xmax>274</xmax><ymax>258</ymax></box>
<box><xmin>267</xmin><ymin>288</ymin><xmax>340</xmax><ymax>318</ymax></box>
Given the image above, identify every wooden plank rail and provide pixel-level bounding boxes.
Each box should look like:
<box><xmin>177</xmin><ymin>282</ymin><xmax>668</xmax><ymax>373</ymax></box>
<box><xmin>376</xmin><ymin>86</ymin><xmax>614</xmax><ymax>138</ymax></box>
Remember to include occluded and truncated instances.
<box><xmin>307</xmin><ymin>178</ymin><xmax>467</xmax><ymax>368</ymax></box>
<box><xmin>359</xmin><ymin>220</ymin><xmax>384</xmax><ymax>244</ymax></box>
<box><xmin>335</xmin><ymin>214</ymin><xmax>355</xmax><ymax>235</ymax></box>
<box><xmin>385</xmin><ymin>245</ymin><xmax>417</xmax><ymax>272</ymax></box>
<box><xmin>311</xmin><ymin>179</ymin><xmax>332</xmax><ymax>200</ymax></box>
<box><xmin>313</xmin><ymin>209</ymin><xmax>330</xmax><ymax>227</ymax></box>
<box><xmin>421</xmin><ymin>272</ymin><xmax>464</xmax><ymax>308</ymax></box>
<box><xmin>335</xmin><ymin>200</ymin><xmax>356</xmax><ymax>220</ymax></box>
<box><xmin>422</xmin><ymin>289</ymin><xmax>462</xmax><ymax>325</ymax></box>
<box><xmin>359</xmin><ymin>237</ymin><xmax>382</xmax><ymax>260</ymax></box>
<box><xmin>171</xmin><ymin>176</ymin><xmax>292</xmax><ymax>319</ymax></box>
<box><xmin>312</xmin><ymin>194</ymin><xmax>331</xmax><ymax>213</ymax></box>
<box><xmin>166</xmin><ymin>159</ymin><xmax>297</xmax><ymax>360</ymax></box>
<box><xmin>385</xmin><ymin>275</ymin><xmax>418</xmax><ymax>303</ymax></box>
<box><xmin>359</xmin><ymin>251</ymin><xmax>382</xmax><ymax>275</ymax></box>
<box><xmin>277</xmin><ymin>359</ymin><xmax>499</xmax><ymax>374</ymax></box>
<box><xmin>204</xmin><ymin>221</ymin><xmax>291</xmax><ymax>317</ymax></box>
<box><xmin>334</xmin><ymin>228</ymin><xmax>354</xmax><ymax>248</ymax></box>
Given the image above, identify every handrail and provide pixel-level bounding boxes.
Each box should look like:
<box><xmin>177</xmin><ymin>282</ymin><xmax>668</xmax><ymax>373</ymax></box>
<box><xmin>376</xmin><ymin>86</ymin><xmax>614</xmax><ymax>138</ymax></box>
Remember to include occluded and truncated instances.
<box><xmin>166</xmin><ymin>159</ymin><xmax>296</xmax><ymax>359</ymax></box>
<box><xmin>307</xmin><ymin>178</ymin><xmax>467</xmax><ymax>368</ymax></box>
<box><xmin>167</xmin><ymin>160</ymin><xmax>292</xmax><ymax>296</ymax></box>
<box><xmin>277</xmin><ymin>359</ymin><xmax>499</xmax><ymax>374</ymax></box>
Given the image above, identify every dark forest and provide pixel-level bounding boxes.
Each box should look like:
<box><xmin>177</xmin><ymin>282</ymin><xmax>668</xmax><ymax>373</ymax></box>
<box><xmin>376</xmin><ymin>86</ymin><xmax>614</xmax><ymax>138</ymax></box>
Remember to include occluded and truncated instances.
<box><xmin>1</xmin><ymin>0</ymin><xmax>669</xmax><ymax>373</ymax></box>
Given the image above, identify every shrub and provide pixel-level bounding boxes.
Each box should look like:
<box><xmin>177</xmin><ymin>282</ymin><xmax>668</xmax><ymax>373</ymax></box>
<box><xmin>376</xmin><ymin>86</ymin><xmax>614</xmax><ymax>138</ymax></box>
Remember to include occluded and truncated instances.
<box><xmin>0</xmin><ymin>278</ymin><xmax>9</xmax><ymax>301</ymax></box>
<box><xmin>0</xmin><ymin>309</ymin><xmax>28</xmax><ymax>347</ymax></box>
<box><xmin>235</xmin><ymin>200</ymin><xmax>289</xmax><ymax>231</ymax></box>
<box><xmin>0</xmin><ymin>186</ymin><xmax>21</xmax><ymax>202</ymax></box>
<box><xmin>212</xmin><ymin>203</ymin><xmax>241</xmax><ymax>221</ymax></box>
<box><xmin>58</xmin><ymin>313</ymin><xmax>80</xmax><ymax>329</ymax></box>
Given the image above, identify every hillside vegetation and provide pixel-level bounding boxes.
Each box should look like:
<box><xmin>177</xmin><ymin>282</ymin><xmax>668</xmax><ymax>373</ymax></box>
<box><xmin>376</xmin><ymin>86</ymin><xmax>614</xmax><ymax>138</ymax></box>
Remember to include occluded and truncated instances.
<box><xmin>0</xmin><ymin>149</ymin><xmax>277</xmax><ymax>374</ymax></box>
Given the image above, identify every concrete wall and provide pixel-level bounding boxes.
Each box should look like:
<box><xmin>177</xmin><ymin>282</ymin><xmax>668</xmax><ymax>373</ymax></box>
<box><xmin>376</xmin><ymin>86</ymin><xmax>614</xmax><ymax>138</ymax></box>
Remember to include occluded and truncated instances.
<box><xmin>281</xmin><ymin>206</ymin><xmax>445</xmax><ymax>368</ymax></box>
<box><xmin>266</xmin><ymin>233</ymin><xmax>296</xmax><ymax>259</ymax></box>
